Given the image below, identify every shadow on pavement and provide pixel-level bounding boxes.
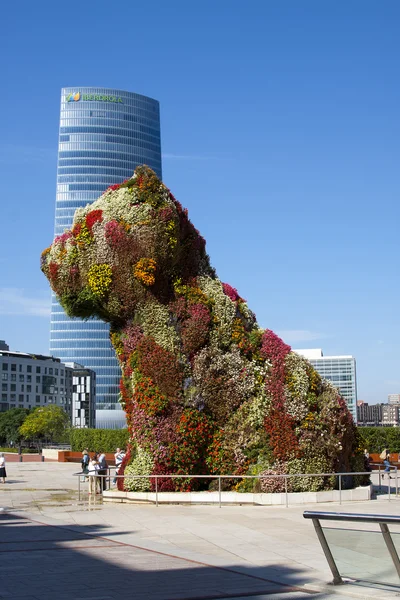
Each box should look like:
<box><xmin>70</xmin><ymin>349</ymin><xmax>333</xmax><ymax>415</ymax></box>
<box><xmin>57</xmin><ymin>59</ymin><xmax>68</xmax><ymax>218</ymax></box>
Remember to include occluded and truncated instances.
<box><xmin>0</xmin><ymin>511</ymin><xmax>339</xmax><ymax>600</ymax></box>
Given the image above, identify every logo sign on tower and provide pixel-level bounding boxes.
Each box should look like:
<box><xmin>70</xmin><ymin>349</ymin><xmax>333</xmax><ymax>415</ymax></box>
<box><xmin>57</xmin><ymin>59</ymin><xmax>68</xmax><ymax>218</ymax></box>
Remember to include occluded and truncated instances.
<box><xmin>66</xmin><ymin>91</ymin><xmax>123</xmax><ymax>103</ymax></box>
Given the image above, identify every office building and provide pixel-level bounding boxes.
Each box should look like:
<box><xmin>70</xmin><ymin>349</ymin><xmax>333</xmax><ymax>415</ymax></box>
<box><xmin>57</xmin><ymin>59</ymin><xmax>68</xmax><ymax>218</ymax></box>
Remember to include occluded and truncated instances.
<box><xmin>50</xmin><ymin>87</ymin><xmax>162</xmax><ymax>428</ymax></box>
<box><xmin>388</xmin><ymin>394</ymin><xmax>400</xmax><ymax>405</ymax></box>
<box><xmin>64</xmin><ymin>362</ymin><xmax>96</xmax><ymax>428</ymax></box>
<box><xmin>295</xmin><ymin>348</ymin><xmax>357</xmax><ymax>421</ymax></box>
<box><xmin>0</xmin><ymin>347</ymin><xmax>72</xmax><ymax>414</ymax></box>
<box><xmin>0</xmin><ymin>341</ymin><xmax>9</xmax><ymax>351</ymax></box>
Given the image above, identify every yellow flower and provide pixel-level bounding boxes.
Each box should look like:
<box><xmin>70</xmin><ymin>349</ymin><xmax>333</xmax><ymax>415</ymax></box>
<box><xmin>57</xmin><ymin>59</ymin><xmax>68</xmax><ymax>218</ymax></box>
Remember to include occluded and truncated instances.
<box><xmin>133</xmin><ymin>258</ymin><xmax>157</xmax><ymax>286</ymax></box>
<box><xmin>88</xmin><ymin>264</ymin><xmax>113</xmax><ymax>297</ymax></box>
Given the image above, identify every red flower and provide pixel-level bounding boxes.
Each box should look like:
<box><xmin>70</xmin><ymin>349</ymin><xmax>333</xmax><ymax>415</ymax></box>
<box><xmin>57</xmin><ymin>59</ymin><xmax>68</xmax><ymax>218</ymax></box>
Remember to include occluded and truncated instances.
<box><xmin>85</xmin><ymin>209</ymin><xmax>103</xmax><ymax>232</ymax></box>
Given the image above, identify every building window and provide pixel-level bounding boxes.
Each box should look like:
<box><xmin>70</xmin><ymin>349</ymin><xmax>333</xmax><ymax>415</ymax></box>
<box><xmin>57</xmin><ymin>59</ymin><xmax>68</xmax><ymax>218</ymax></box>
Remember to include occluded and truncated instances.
<box><xmin>27</xmin><ymin>375</ymin><xmax>31</xmax><ymax>382</ymax></box>
<box><xmin>36</xmin><ymin>376</ymin><xmax>40</xmax><ymax>383</ymax></box>
<box><xmin>27</xmin><ymin>385</ymin><xmax>31</xmax><ymax>393</ymax></box>
<box><xmin>11</xmin><ymin>364</ymin><xmax>16</xmax><ymax>372</ymax></box>
<box><xmin>27</xmin><ymin>365</ymin><xmax>32</xmax><ymax>373</ymax></box>
<box><xmin>21</xmin><ymin>385</ymin><xmax>24</xmax><ymax>392</ymax></box>
<box><xmin>10</xmin><ymin>374</ymin><xmax>16</xmax><ymax>382</ymax></box>
<box><xmin>1</xmin><ymin>384</ymin><xmax>6</xmax><ymax>391</ymax></box>
<box><xmin>19</xmin><ymin>364</ymin><xmax>23</xmax><ymax>372</ymax></box>
<box><xmin>1</xmin><ymin>374</ymin><xmax>7</xmax><ymax>381</ymax></box>
<box><xmin>36</xmin><ymin>366</ymin><xmax>40</xmax><ymax>374</ymax></box>
<box><xmin>36</xmin><ymin>395</ymin><xmax>40</xmax><ymax>403</ymax></box>
<box><xmin>19</xmin><ymin>374</ymin><xmax>24</xmax><ymax>382</ymax></box>
<box><xmin>55</xmin><ymin>369</ymin><xmax>58</xmax><ymax>376</ymax></box>
<box><xmin>10</xmin><ymin>384</ymin><xmax>16</xmax><ymax>392</ymax></box>
<box><xmin>1</xmin><ymin>394</ymin><xmax>7</xmax><ymax>402</ymax></box>
<box><xmin>19</xmin><ymin>394</ymin><xmax>24</xmax><ymax>402</ymax></box>
<box><xmin>10</xmin><ymin>394</ymin><xmax>16</xmax><ymax>401</ymax></box>
<box><xmin>2</xmin><ymin>364</ymin><xmax>8</xmax><ymax>371</ymax></box>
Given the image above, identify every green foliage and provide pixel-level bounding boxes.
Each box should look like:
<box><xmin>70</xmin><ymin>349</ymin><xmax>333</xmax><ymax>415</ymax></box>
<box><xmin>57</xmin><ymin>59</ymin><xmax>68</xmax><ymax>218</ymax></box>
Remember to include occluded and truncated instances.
<box><xmin>19</xmin><ymin>406</ymin><xmax>69</xmax><ymax>442</ymax></box>
<box><xmin>124</xmin><ymin>446</ymin><xmax>154</xmax><ymax>491</ymax></box>
<box><xmin>357</xmin><ymin>427</ymin><xmax>400</xmax><ymax>453</ymax></box>
<box><xmin>286</xmin><ymin>456</ymin><xmax>335</xmax><ymax>492</ymax></box>
<box><xmin>70</xmin><ymin>427</ymin><xmax>129</xmax><ymax>452</ymax></box>
<box><xmin>0</xmin><ymin>408</ymin><xmax>30</xmax><ymax>445</ymax></box>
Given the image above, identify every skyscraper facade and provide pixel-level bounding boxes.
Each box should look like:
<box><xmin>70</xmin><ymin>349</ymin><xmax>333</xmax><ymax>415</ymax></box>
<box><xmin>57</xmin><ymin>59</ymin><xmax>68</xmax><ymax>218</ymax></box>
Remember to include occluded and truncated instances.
<box><xmin>294</xmin><ymin>349</ymin><xmax>357</xmax><ymax>422</ymax></box>
<box><xmin>50</xmin><ymin>87</ymin><xmax>162</xmax><ymax>428</ymax></box>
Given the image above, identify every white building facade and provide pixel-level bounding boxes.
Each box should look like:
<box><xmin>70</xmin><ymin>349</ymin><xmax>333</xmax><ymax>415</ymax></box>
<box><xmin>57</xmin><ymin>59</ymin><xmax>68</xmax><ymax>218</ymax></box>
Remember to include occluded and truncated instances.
<box><xmin>64</xmin><ymin>362</ymin><xmax>96</xmax><ymax>428</ymax></box>
<box><xmin>295</xmin><ymin>349</ymin><xmax>357</xmax><ymax>422</ymax></box>
<box><xmin>0</xmin><ymin>350</ymin><xmax>72</xmax><ymax>414</ymax></box>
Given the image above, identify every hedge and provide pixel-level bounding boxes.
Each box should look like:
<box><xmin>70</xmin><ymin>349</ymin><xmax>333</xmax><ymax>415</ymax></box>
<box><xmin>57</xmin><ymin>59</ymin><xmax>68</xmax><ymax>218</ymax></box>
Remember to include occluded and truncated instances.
<box><xmin>70</xmin><ymin>428</ymin><xmax>129</xmax><ymax>453</ymax></box>
<box><xmin>357</xmin><ymin>427</ymin><xmax>400</xmax><ymax>453</ymax></box>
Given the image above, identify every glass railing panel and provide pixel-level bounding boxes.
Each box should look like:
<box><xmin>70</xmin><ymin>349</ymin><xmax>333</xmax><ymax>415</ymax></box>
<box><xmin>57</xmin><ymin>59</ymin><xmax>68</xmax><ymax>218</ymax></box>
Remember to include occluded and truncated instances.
<box><xmin>322</xmin><ymin>526</ymin><xmax>400</xmax><ymax>585</ymax></box>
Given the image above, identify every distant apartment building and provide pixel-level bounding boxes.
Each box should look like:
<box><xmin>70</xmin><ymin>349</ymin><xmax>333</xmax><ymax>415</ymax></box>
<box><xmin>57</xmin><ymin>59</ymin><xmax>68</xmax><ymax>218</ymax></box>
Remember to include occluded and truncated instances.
<box><xmin>388</xmin><ymin>394</ymin><xmax>400</xmax><ymax>405</ymax></box>
<box><xmin>0</xmin><ymin>349</ymin><xmax>72</xmax><ymax>414</ymax></box>
<box><xmin>0</xmin><ymin>341</ymin><xmax>9</xmax><ymax>351</ymax></box>
<box><xmin>357</xmin><ymin>401</ymin><xmax>383</xmax><ymax>426</ymax></box>
<box><xmin>357</xmin><ymin>401</ymin><xmax>400</xmax><ymax>427</ymax></box>
<box><xmin>294</xmin><ymin>349</ymin><xmax>357</xmax><ymax>421</ymax></box>
<box><xmin>64</xmin><ymin>362</ymin><xmax>96</xmax><ymax>429</ymax></box>
<box><xmin>382</xmin><ymin>404</ymin><xmax>400</xmax><ymax>427</ymax></box>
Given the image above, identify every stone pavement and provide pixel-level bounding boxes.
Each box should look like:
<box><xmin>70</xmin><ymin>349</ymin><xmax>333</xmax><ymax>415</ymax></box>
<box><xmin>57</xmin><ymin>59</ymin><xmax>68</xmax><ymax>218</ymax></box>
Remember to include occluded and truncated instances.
<box><xmin>1</xmin><ymin>463</ymin><xmax>400</xmax><ymax>599</ymax></box>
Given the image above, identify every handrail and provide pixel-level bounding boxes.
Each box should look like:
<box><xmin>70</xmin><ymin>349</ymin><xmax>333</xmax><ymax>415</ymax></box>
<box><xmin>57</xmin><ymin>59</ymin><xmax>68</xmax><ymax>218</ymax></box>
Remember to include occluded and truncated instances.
<box><xmin>75</xmin><ymin>468</ymin><xmax>392</xmax><ymax>506</ymax></box>
<box><xmin>303</xmin><ymin>510</ymin><xmax>400</xmax><ymax>586</ymax></box>
<box><xmin>304</xmin><ymin>510</ymin><xmax>400</xmax><ymax>524</ymax></box>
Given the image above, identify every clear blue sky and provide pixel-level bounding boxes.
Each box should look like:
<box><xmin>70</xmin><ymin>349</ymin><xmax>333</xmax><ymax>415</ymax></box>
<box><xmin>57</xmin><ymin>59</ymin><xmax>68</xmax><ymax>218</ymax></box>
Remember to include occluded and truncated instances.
<box><xmin>0</xmin><ymin>1</ymin><xmax>399</xmax><ymax>404</ymax></box>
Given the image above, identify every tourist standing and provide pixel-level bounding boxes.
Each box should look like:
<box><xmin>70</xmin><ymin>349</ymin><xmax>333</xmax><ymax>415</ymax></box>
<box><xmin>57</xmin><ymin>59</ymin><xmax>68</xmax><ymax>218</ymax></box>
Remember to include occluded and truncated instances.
<box><xmin>113</xmin><ymin>448</ymin><xmax>125</xmax><ymax>485</ymax></box>
<box><xmin>98</xmin><ymin>451</ymin><xmax>108</xmax><ymax>491</ymax></box>
<box><xmin>0</xmin><ymin>453</ymin><xmax>6</xmax><ymax>484</ymax></box>
<box><xmin>88</xmin><ymin>453</ymin><xmax>100</xmax><ymax>495</ymax></box>
<box><xmin>382</xmin><ymin>449</ymin><xmax>392</xmax><ymax>479</ymax></box>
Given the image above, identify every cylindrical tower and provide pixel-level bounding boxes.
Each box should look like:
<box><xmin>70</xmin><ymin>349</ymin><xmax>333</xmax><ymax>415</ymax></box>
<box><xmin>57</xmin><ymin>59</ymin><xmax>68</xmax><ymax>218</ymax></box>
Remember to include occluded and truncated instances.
<box><xmin>50</xmin><ymin>87</ymin><xmax>162</xmax><ymax>428</ymax></box>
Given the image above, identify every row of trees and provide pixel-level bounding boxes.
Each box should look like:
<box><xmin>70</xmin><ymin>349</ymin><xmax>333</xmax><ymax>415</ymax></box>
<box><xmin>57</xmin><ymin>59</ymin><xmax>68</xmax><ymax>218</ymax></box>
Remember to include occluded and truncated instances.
<box><xmin>0</xmin><ymin>406</ymin><xmax>69</xmax><ymax>447</ymax></box>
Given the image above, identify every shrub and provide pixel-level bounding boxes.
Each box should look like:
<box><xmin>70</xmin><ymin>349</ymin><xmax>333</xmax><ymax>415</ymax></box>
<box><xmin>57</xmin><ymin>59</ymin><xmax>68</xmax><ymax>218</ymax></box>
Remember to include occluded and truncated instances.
<box><xmin>70</xmin><ymin>428</ymin><xmax>129</xmax><ymax>452</ymax></box>
<box><xmin>358</xmin><ymin>427</ymin><xmax>400</xmax><ymax>453</ymax></box>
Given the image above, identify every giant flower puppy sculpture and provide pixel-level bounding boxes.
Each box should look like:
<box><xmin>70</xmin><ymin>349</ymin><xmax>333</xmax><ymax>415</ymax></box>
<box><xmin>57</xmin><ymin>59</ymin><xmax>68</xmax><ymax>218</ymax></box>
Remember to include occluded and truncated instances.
<box><xmin>42</xmin><ymin>166</ymin><xmax>361</xmax><ymax>492</ymax></box>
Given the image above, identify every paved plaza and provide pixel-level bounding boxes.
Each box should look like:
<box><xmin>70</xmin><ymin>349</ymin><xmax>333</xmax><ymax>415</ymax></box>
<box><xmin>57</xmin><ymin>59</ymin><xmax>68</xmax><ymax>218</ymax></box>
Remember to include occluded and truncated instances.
<box><xmin>0</xmin><ymin>462</ymin><xmax>400</xmax><ymax>600</ymax></box>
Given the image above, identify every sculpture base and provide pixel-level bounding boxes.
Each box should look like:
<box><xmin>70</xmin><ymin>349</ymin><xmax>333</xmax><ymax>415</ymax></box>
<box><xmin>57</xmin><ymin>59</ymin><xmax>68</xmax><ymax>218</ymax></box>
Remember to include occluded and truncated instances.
<box><xmin>102</xmin><ymin>485</ymin><xmax>373</xmax><ymax>506</ymax></box>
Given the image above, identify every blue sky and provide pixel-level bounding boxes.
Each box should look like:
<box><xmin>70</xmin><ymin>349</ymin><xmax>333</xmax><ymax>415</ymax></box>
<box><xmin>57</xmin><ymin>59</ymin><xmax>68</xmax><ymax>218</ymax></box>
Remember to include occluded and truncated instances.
<box><xmin>0</xmin><ymin>1</ymin><xmax>399</xmax><ymax>403</ymax></box>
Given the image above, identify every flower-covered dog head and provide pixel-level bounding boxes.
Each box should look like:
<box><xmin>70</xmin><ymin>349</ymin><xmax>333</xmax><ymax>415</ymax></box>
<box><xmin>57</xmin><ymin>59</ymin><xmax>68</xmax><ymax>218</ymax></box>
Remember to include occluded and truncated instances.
<box><xmin>41</xmin><ymin>166</ymin><xmax>213</xmax><ymax>324</ymax></box>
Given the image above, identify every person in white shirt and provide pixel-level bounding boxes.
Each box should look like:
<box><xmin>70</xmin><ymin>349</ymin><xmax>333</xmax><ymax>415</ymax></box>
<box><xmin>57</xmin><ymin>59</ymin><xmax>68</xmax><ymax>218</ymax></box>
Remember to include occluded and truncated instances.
<box><xmin>0</xmin><ymin>453</ymin><xmax>6</xmax><ymax>484</ymax></box>
<box><xmin>88</xmin><ymin>454</ymin><xmax>100</xmax><ymax>495</ymax></box>
<box><xmin>113</xmin><ymin>448</ymin><xmax>126</xmax><ymax>485</ymax></box>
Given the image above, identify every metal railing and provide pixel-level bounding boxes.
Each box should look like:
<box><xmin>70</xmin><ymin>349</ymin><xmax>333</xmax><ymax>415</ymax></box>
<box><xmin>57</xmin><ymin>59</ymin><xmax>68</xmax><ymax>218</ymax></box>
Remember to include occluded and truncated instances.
<box><xmin>74</xmin><ymin>468</ymin><xmax>397</xmax><ymax>506</ymax></box>
<box><xmin>304</xmin><ymin>510</ymin><xmax>400</xmax><ymax>586</ymax></box>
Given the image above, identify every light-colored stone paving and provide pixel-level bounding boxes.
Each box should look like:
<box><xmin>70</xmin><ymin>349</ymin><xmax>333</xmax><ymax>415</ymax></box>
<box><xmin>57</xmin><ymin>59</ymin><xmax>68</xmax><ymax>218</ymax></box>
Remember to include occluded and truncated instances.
<box><xmin>1</xmin><ymin>463</ymin><xmax>400</xmax><ymax>599</ymax></box>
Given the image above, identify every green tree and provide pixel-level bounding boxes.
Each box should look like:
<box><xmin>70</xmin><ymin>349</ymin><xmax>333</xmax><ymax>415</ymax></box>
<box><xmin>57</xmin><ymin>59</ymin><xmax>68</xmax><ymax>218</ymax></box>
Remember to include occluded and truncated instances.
<box><xmin>19</xmin><ymin>405</ymin><xmax>70</xmax><ymax>443</ymax></box>
<box><xmin>0</xmin><ymin>408</ymin><xmax>30</xmax><ymax>445</ymax></box>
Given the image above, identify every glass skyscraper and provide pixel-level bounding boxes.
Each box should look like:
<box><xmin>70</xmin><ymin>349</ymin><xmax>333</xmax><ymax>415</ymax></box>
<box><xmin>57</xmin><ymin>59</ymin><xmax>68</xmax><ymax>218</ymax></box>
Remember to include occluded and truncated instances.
<box><xmin>50</xmin><ymin>87</ymin><xmax>162</xmax><ymax>428</ymax></box>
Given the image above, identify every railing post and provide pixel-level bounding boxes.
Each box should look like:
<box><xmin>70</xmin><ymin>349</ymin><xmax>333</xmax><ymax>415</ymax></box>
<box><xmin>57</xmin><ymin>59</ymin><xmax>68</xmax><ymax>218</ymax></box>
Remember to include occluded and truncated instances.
<box><xmin>380</xmin><ymin>523</ymin><xmax>400</xmax><ymax>579</ymax></box>
<box><xmin>312</xmin><ymin>518</ymin><xmax>343</xmax><ymax>585</ymax></box>
<box><xmin>218</xmin><ymin>476</ymin><xmax>221</xmax><ymax>508</ymax></box>
<box><xmin>378</xmin><ymin>466</ymin><xmax>382</xmax><ymax>492</ymax></box>
<box><xmin>339</xmin><ymin>474</ymin><xmax>342</xmax><ymax>505</ymax></box>
<box><xmin>396</xmin><ymin>467</ymin><xmax>398</xmax><ymax>498</ymax></box>
<box><xmin>155</xmin><ymin>476</ymin><xmax>158</xmax><ymax>507</ymax></box>
<box><xmin>285</xmin><ymin>475</ymin><xmax>288</xmax><ymax>508</ymax></box>
<box><xmin>389</xmin><ymin>471</ymin><xmax>391</xmax><ymax>501</ymax></box>
<box><xmin>78</xmin><ymin>473</ymin><xmax>81</xmax><ymax>502</ymax></box>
